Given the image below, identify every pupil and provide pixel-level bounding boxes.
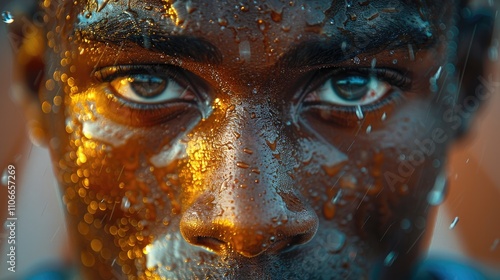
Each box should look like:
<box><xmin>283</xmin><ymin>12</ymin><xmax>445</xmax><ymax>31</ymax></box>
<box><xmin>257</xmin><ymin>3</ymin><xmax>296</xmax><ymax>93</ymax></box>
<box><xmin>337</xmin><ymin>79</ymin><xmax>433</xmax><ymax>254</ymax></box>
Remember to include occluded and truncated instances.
<box><xmin>130</xmin><ymin>75</ymin><xmax>167</xmax><ymax>98</ymax></box>
<box><xmin>332</xmin><ymin>76</ymin><xmax>369</xmax><ymax>101</ymax></box>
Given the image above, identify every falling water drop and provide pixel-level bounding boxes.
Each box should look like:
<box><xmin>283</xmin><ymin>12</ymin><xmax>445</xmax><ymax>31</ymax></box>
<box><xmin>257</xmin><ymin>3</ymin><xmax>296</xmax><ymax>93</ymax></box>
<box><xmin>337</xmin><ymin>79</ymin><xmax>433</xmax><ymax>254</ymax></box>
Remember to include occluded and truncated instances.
<box><xmin>490</xmin><ymin>239</ymin><xmax>499</xmax><ymax>251</ymax></box>
<box><xmin>332</xmin><ymin>189</ymin><xmax>343</xmax><ymax>204</ymax></box>
<box><xmin>1</xmin><ymin>168</ymin><xmax>8</xmax><ymax>186</ymax></box>
<box><xmin>432</xmin><ymin>66</ymin><xmax>443</xmax><ymax>81</ymax></box>
<box><xmin>400</xmin><ymin>219</ymin><xmax>411</xmax><ymax>230</ymax></box>
<box><xmin>121</xmin><ymin>196</ymin><xmax>131</xmax><ymax>211</ymax></box>
<box><xmin>488</xmin><ymin>46</ymin><xmax>498</xmax><ymax>61</ymax></box>
<box><xmin>429</xmin><ymin>66</ymin><xmax>443</xmax><ymax>92</ymax></box>
<box><xmin>341</xmin><ymin>42</ymin><xmax>348</xmax><ymax>52</ymax></box>
<box><xmin>366</xmin><ymin>125</ymin><xmax>372</xmax><ymax>134</ymax></box>
<box><xmin>384</xmin><ymin>251</ymin><xmax>398</xmax><ymax>266</ymax></box>
<box><xmin>449</xmin><ymin>216</ymin><xmax>459</xmax><ymax>229</ymax></box>
<box><xmin>2</xmin><ymin>11</ymin><xmax>14</xmax><ymax>24</ymax></box>
<box><xmin>427</xmin><ymin>172</ymin><xmax>447</xmax><ymax>206</ymax></box>
<box><xmin>408</xmin><ymin>44</ymin><xmax>415</xmax><ymax>61</ymax></box>
<box><xmin>355</xmin><ymin>105</ymin><xmax>364</xmax><ymax>120</ymax></box>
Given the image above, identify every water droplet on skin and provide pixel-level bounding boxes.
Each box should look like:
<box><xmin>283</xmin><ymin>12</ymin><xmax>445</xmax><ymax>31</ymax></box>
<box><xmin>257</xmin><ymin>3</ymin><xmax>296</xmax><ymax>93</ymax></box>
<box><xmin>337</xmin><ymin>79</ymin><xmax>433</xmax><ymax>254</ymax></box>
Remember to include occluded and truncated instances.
<box><xmin>323</xmin><ymin>201</ymin><xmax>336</xmax><ymax>220</ymax></box>
<box><xmin>371</xmin><ymin>58</ymin><xmax>377</xmax><ymax>69</ymax></box>
<box><xmin>270</xmin><ymin>10</ymin><xmax>283</xmax><ymax>22</ymax></box>
<box><xmin>449</xmin><ymin>216</ymin><xmax>459</xmax><ymax>229</ymax></box>
<box><xmin>236</xmin><ymin>162</ymin><xmax>250</xmax><ymax>169</ymax></box>
<box><xmin>266</xmin><ymin>139</ymin><xmax>277</xmax><ymax>151</ymax></box>
<box><xmin>366</xmin><ymin>125</ymin><xmax>372</xmax><ymax>134</ymax></box>
<box><xmin>185</xmin><ymin>0</ymin><xmax>197</xmax><ymax>13</ymax></box>
<box><xmin>218</xmin><ymin>17</ymin><xmax>228</xmax><ymax>26</ymax></box>
<box><xmin>322</xmin><ymin>164</ymin><xmax>344</xmax><ymax>177</ymax></box>
<box><xmin>384</xmin><ymin>251</ymin><xmax>398</xmax><ymax>266</ymax></box>
<box><xmin>353</xmin><ymin>56</ymin><xmax>361</xmax><ymax>64</ymax></box>
<box><xmin>325</xmin><ymin>229</ymin><xmax>346</xmax><ymax>252</ymax></box>
<box><xmin>392</xmin><ymin>59</ymin><xmax>398</xmax><ymax>64</ymax></box>
<box><xmin>239</xmin><ymin>41</ymin><xmax>251</xmax><ymax>62</ymax></box>
<box><xmin>2</xmin><ymin>11</ymin><xmax>14</xmax><ymax>24</ymax></box>
<box><xmin>257</xmin><ymin>18</ymin><xmax>267</xmax><ymax>31</ymax></box>
<box><xmin>381</xmin><ymin>112</ymin><xmax>387</xmax><ymax>121</ymax></box>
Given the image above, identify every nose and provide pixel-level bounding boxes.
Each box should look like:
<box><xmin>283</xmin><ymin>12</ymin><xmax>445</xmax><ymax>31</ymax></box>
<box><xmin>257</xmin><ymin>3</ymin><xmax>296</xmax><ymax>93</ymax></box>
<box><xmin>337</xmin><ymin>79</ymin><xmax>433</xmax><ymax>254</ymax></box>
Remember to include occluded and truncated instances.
<box><xmin>180</xmin><ymin>188</ymin><xmax>318</xmax><ymax>257</ymax></box>
<box><xmin>179</xmin><ymin>100</ymin><xmax>318</xmax><ymax>257</ymax></box>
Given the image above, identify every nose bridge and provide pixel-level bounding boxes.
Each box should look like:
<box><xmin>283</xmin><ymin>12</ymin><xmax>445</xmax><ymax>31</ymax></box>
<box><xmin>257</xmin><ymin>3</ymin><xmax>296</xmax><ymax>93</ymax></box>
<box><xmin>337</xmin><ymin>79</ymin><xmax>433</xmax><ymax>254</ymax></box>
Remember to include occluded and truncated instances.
<box><xmin>202</xmin><ymin>99</ymin><xmax>292</xmax><ymax>222</ymax></box>
<box><xmin>180</xmin><ymin>98</ymin><xmax>319</xmax><ymax>257</ymax></box>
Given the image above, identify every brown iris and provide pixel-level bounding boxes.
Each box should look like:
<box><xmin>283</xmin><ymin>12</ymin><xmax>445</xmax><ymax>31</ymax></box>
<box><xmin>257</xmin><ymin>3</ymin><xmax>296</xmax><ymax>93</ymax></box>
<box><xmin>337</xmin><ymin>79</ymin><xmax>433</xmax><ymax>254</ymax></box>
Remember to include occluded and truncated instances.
<box><xmin>129</xmin><ymin>75</ymin><xmax>168</xmax><ymax>99</ymax></box>
<box><xmin>332</xmin><ymin>75</ymin><xmax>370</xmax><ymax>101</ymax></box>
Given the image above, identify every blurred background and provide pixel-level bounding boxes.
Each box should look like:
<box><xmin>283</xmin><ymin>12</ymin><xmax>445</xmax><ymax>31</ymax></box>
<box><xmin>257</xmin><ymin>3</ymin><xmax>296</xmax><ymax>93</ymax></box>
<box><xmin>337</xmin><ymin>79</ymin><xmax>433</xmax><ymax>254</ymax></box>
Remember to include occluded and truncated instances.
<box><xmin>0</xmin><ymin>1</ymin><xmax>499</xmax><ymax>279</ymax></box>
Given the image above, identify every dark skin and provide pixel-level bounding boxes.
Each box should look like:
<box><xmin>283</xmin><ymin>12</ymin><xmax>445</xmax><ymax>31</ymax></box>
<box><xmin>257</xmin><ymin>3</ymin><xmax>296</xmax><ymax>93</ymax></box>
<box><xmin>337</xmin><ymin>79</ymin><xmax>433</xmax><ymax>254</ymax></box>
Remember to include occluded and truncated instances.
<box><xmin>14</xmin><ymin>0</ymin><xmax>494</xmax><ymax>279</ymax></box>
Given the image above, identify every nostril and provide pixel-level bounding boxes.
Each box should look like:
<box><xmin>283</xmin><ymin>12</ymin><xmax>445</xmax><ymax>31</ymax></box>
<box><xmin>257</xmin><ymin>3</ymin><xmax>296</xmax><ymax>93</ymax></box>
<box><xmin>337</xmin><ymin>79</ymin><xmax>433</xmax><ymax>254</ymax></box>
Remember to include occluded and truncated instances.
<box><xmin>180</xmin><ymin>192</ymin><xmax>319</xmax><ymax>257</ymax></box>
<box><xmin>194</xmin><ymin>236</ymin><xmax>226</xmax><ymax>253</ymax></box>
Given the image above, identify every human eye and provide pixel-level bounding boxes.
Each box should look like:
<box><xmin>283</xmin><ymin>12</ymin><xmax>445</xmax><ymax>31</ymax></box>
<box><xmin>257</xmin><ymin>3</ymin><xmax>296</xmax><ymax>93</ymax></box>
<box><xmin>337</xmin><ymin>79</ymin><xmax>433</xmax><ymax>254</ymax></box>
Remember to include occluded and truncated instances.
<box><xmin>299</xmin><ymin>68</ymin><xmax>411</xmax><ymax>126</ymax></box>
<box><xmin>94</xmin><ymin>65</ymin><xmax>209</xmax><ymax>126</ymax></box>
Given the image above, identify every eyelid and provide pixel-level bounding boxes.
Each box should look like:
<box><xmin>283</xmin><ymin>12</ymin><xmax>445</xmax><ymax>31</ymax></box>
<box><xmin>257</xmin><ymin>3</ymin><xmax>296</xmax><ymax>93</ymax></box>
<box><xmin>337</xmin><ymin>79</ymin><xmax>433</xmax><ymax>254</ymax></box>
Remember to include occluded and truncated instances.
<box><xmin>94</xmin><ymin>64</ymin><xmax>210</xmax><ymax>102</ymax></box>
<box><xmin>296</xmin><ymin>67</ymin><xmax>411</xmax><ymax>127</ymax></box>
<box><xmin>306</xmin><ymin>67</ymin><xmax>412</xmax><ymax>95</ymax></box>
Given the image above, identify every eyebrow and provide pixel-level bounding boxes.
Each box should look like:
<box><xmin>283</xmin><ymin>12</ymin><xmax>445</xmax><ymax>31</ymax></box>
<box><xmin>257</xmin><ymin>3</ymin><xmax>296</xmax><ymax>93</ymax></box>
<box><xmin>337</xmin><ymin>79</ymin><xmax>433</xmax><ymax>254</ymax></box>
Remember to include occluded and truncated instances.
<box><xmin>74</xmin><ymin>13</ymin><xmax>223</xmax><ymax>64</ymax></box>
<box><xmin>279</xmin><ymin>19</ymin><xmax>437</xmax><ymax>69</ymax></box>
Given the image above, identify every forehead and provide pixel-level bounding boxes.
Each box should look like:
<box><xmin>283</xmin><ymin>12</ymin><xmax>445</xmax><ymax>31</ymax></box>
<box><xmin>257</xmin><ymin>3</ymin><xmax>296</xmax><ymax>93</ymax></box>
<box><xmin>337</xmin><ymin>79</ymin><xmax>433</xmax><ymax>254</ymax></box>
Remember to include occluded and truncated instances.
<box><xmin>65</xmin><ymin>1</ymin><xmax>454</xmax><ymax>66</ymax></box>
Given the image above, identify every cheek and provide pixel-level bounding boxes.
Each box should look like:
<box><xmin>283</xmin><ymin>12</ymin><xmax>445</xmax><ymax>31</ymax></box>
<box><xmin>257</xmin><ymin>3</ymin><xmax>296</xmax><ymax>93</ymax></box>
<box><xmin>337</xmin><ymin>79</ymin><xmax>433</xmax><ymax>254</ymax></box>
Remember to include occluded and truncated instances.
<box><xmin>297</xmin><ymin>98</ymin><xmax>448</xmax><ymax>238</ymax></box>
<box><xmin>57</xmin><ymin>89</ymin><xmax>193</xmax><ymax>277</ymax></box>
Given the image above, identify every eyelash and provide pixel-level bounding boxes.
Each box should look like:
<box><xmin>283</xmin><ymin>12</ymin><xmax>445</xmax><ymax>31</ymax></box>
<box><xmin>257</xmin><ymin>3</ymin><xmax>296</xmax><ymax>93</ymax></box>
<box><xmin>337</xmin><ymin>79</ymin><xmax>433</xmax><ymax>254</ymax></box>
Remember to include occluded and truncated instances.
<box><xmin>93</xmin><ymin>65</ymin><xmax>205</xmax><ymax>126</ymax></box>
<box><xmin>299</xmin><ymin>67</ymin><xmax>411</xmax><ymax>126</ymax></box>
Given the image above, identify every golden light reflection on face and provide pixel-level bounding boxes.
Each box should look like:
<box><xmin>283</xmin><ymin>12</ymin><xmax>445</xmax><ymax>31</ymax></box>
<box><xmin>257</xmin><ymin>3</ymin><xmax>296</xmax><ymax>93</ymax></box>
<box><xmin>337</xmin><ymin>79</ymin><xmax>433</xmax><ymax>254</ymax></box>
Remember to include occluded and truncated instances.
<box><xmin>31</xmin><ymin>0</ymin><xmax>474</xmax><ymax>278</ymax></box>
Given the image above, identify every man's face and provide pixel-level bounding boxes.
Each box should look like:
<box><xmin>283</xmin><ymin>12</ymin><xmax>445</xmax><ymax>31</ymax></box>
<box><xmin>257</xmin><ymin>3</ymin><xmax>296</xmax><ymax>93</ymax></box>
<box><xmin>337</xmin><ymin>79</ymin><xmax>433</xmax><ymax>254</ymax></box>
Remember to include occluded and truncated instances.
<box><xmin>40</xmin><ymin>0</ymin><xmax>459</xmax><ymax>278</ymax></box>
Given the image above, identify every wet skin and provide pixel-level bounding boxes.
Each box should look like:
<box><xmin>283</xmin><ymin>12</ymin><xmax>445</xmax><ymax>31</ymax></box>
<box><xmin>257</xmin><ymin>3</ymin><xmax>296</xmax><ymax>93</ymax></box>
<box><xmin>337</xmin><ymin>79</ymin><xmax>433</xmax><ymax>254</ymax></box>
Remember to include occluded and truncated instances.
<box><xmin>36</xmin><ymin>0</ymin><xmax>464</xmax><ymax>279</ymax></box>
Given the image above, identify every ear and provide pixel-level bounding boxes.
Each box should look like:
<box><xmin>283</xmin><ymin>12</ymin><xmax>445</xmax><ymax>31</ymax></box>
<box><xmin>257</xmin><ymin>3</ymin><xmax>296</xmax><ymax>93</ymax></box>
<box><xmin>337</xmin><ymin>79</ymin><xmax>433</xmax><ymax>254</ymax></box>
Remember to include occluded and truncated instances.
<box><xmin>454</xmin><ymin>6</ymin><xmax>496</xmax><ymax>138</ymax></box>
<box><xmin>8</xmin><ymin>12</ymin><xmax>49</xmax><ymax>147</ymax></box>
